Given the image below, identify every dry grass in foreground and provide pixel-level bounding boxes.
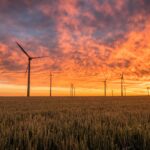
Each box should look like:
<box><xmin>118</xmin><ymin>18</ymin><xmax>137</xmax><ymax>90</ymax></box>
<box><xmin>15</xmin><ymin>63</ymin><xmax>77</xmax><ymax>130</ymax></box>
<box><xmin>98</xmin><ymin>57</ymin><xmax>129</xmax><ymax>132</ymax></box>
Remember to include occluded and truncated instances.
<box><xmin>0</xmin><ymin>96</ymin><xmax>150</xmax><ymax>150</ymax></box>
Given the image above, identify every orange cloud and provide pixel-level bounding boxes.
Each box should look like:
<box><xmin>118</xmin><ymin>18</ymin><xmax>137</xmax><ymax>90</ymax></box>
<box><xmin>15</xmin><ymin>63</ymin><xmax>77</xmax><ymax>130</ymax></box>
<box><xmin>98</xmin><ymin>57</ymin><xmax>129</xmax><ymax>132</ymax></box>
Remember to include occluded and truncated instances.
<box><xmin>0</xmin><ymin>0</ymin><xmax>150</xmax><ymax>96</ymax></box>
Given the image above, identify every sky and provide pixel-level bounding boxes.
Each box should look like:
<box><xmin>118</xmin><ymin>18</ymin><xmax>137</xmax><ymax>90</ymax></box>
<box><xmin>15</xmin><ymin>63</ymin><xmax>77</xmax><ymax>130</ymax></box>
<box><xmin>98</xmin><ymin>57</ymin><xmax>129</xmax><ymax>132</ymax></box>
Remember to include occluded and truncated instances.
<box><xmin>0</xmin><ymin>0</ymin><xmax>150</xmax><ymax>96</ymax></box>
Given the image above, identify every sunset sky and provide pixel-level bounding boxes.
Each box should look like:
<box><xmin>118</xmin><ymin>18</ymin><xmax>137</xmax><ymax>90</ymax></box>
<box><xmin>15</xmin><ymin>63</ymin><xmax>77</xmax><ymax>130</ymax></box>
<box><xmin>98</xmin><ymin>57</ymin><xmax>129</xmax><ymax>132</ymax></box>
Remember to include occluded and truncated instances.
<box><xmin>0</xmin><ymin>0</ymin><xmax>150</xmax><ymax>96</ymax></box>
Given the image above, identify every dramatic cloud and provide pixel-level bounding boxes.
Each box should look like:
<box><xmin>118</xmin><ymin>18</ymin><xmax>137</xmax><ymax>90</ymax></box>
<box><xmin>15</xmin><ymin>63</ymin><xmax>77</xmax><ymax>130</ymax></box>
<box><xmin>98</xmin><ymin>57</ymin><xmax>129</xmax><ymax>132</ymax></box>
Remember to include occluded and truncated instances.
<box><xmin>0</xmin><ymin>0</ymin><xmax>150</xmax><ymax>95</ymax></box>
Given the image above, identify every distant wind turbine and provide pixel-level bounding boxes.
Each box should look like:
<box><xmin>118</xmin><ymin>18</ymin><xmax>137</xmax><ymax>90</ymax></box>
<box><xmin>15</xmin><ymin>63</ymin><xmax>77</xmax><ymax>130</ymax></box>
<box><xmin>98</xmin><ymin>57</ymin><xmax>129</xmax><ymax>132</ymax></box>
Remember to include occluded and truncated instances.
<box><xmin>99</xmin><ymin>79</ymin><xmax>107</xmax><ymax>96</ymax></box>
<box><xmin>70</xmin><ymin>83</ymin><xmax>75</xmax><ymax>96</ymax></box>
<box><xmin>120</xmin><ymin>73</ymin><xmax>124</xmax><ymax>96</ymax></box>
<box><xmin>147</xmin><ymin>87</ymin><xmax>150</xmax><ymax>96</ymax></box>
<box><xmin>70</xmin><ymin>83</ymin><xmax>73</xmax><ymax>96</ymax></box>
<box><xmin>50</xmin><ymin>72</ymin><xmax>52</xmax><ymax>96</ymax></box>
<box><xmin>74</xmin><ymin>86</ymin><xmax>75</xmax><ymax>96</ymax></box>
<box><xmin>103</xmin><ymin>79</ymin><xmax>107</xmax><ymax>96</ymax></box>
<box><xmin>101</xmin><ymin>72</ymin><xmax>109</xmax><ymax>96</ymax></box>
<box><xmin>16</xmin><ymin>42</ymin><xmax>48</xmax><ymax>97</ymax></box>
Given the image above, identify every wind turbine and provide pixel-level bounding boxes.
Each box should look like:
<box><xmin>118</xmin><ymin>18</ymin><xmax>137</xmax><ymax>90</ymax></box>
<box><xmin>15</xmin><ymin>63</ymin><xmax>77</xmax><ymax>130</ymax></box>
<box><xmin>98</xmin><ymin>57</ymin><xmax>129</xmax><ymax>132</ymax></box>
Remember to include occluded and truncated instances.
<box><xmin>103</xmin><ymin>79</ymin><xmax>107</xmax><ymax>96</ymax></box>
<box><xmin>147</xmin><ymin>87</ymin><xmax>150</xmax><ymax>96</ymax></box>
<box><xmin>70</xmin><ymin>83</ymin><xmax>75</xmax><ymax>96</ymax></box>
<box><xmin>101</xmin><ymin>71</ymin><xmax>109</xmax><ymax>96</ymax></box>
<box><xmin>70</xmin><ymin>83</ymin><xmax>73</xmax><ymax>96</ymax></box>
<box><xmin>120</xmin><ymin>73</ymin><xmax>124</xmax><ymax>96</ymax></box>
<box><xmin>73</xmin><ymin>86</ymin><xmax>75</xmax><ymax>96</ymax></box>
<box><xmin>50</xmin><ymin>72</ymin><xmax>52</xmax><ymax>96</ymax></box>
<box><xmin>16</xmin><ymin>42</ymin><xmax>48</xmax><ymax>97</ymax></box>
<box><xmin>99</xmin><ymin>78</ymin><xmax>107</xmax><ymax>96</ymax></box>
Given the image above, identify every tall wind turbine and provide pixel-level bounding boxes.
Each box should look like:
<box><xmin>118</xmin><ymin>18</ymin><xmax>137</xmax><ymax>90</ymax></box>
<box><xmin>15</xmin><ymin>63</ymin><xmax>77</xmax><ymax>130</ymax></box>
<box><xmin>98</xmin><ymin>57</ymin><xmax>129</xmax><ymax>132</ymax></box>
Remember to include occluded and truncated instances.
<box><xmin>16</xmin><ymin>42</ymin><xmax>47</xmax><ymax>97</ymax></box>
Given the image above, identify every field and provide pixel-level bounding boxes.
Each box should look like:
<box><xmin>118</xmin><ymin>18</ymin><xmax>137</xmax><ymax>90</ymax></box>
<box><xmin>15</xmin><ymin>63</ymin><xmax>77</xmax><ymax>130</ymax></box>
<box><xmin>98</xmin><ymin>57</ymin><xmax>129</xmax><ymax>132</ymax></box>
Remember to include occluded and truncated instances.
<box><xmin>0</xmin><ymin>96</ymin><xmax>150</xmax><ymax>150</ymax></box>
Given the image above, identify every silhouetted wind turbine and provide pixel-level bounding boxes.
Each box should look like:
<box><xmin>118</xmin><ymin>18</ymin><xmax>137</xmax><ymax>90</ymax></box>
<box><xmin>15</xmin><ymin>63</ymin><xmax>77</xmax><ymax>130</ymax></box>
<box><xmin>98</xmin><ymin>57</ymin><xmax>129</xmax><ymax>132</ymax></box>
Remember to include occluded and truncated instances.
<box><xmin>147</xmin><ymin>87</ymin><xmax>150</xmax><ymax>96</ymax></box>
<box><xmin>99</xmin><ymin>79</ymin><xmax>107</xmax><ymax>96</ymax></box>
<box><xmin>16</xmin><ymin>42</ymin><xmax>48</xmax><ymax>97</ymax></box>
<box><xmin>70</xmin><ymin>83</ymin><xmax>75</xmax><ymax>96</ymax></box>
<box><xmin>73</xmin><ymin>86</ymin><xmax>75</xmax><ymax>96</ymax></box>
<box><xmin>50</xmin><ymin>72</ymin><xmax>52</xmax><ymax>96</ymax></box>
<box><xmin>70</xmin><ymin>83</ymin><xmax>73</xmax><ymax>96</ymax></box>
<box><xmin>101</xmin><ymin>71</ymin><xmax>110</xmax><ymax>96</ymax></box>
<box><xmin>103</xmin><ymin>79</ymin><xmax>107</xmax><ymax>96</ymax></box>
<box><xmin>120</xmin><ymin>73</ymin><xmax>124</xmax><ymax>96</ymax></box>
<box><xmin>102</xmin><ymin>73</ymin><xmax>109</xmax><ymax>96</ymax></box>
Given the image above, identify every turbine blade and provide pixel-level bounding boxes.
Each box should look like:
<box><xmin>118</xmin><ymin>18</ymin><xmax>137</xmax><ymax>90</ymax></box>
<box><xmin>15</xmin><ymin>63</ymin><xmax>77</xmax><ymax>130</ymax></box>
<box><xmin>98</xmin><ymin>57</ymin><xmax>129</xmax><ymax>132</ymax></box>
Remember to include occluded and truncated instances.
<box><xmin>16</xmin><ymin>42</ymin><xmax>30</xmax><ymax>58</ymax></box>
<box><xmin>32</xmin><ymin>56</ymin><xmax>49</xmax><ymax>59</ymax></box>
<box><xmin>25</xmin><ymin>65</ymin><xmax>28</xmax><ymax>77</ymax></box>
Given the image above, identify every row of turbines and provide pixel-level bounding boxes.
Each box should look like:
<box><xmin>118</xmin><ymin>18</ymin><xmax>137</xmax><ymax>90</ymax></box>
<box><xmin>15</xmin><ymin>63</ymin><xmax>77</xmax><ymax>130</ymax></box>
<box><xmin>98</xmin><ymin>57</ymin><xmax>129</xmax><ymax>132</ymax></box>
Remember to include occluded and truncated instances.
<box><xmin>48</xmin><ymin>72</ymin><xmax>148</xmax><ymax>97</ymax></box>
<box><xmin>16</xmin><ymin>42</ymin><xmax>149</xmax><ymax>97</ymax></box>
<box><xmin>48</xmin><ymin>72</ymin><xmax>127</xmax><ymax>97</ymax></box>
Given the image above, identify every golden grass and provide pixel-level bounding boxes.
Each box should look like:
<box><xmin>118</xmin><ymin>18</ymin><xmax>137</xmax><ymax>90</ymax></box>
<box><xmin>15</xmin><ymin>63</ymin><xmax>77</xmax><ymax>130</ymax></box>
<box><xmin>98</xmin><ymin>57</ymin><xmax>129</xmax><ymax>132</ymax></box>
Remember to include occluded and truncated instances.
<box><xmin>0</xmin><ymin>96</ymin><xmax>150</xmax><ymax>150</ymax></box>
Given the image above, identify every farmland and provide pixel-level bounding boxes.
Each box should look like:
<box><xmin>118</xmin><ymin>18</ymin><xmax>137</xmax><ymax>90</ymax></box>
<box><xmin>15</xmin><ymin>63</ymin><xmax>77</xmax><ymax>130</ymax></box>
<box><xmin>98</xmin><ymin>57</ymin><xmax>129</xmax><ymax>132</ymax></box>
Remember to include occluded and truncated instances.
<box><xmin>0</xmin><ymin>96</ymin><xmax>150</xmax><ymax>150</ymax></box>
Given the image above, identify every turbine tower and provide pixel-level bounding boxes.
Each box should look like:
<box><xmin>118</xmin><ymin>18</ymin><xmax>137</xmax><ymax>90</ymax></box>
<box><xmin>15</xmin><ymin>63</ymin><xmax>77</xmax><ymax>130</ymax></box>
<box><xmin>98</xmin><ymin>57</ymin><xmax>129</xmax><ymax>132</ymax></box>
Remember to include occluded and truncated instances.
<box><xmin>103</xmin><ymin>79</ymin><xmax>107</xmax><ymax>96</ymax></box>
<box><xmin>121</xmin><ymin>73</ymin><xmax>124</xmax><ymax>96</ymax></box>
<box><xmin>50</xmin><ymin>72</ymin><xmax>52</xmax><ymax>96</ymax></box>
<box><xmin>101</xmin><ymin>71</ymin><xmax>109</xmax><ymax>97</ymax></box>
<box><xmin>70</xmin><ymin>84</ymin><xmax>72</xmax><ymax>96</ymax></box>
<box><xmin>73</xmin><ymin>86</ymin><xmax>75</xmax><ymax>96</ymax></box>
<box><xmin>70</xmin><ymin>83</ymin><xmax>75</xmax><ymax>96</ymax></box>
<box><xmin>100</xmin><ymin>79</ymin><xmax>107</xmax><ymax>96</ymax></box>
<box><xmin>147</xmin><ymin>87</ymin><xmax>150</xmax><ymax>96</ymax></box>
<box><xmin>16</xmin><ymin>42</ymin><xmax>47</xmax><ymax>97</ymax></box>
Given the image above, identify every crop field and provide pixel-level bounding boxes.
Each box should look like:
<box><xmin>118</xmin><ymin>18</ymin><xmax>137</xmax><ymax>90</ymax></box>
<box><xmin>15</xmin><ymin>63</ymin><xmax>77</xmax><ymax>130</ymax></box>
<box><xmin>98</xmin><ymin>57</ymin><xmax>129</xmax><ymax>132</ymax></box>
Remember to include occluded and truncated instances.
<box><xmin>0</xmin><ymin>96</ymin><xmax>150</xmax><ymax>150</ymax></box>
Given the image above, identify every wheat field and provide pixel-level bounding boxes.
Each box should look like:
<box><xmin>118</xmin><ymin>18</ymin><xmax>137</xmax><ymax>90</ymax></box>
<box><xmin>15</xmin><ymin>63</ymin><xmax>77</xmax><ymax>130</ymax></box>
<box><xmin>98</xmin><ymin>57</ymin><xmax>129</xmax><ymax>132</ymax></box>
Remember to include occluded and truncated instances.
<box><xmin>0</xmin><ymin>96</ymin><xmax>149</xmax><ymax>150</ymax></box>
